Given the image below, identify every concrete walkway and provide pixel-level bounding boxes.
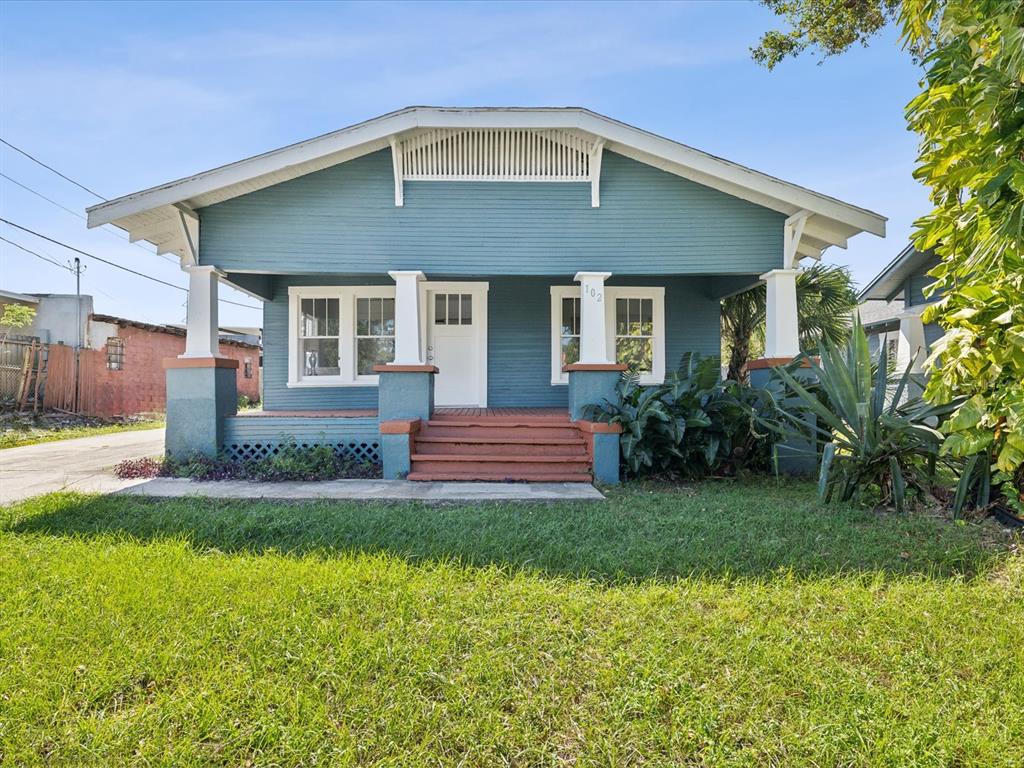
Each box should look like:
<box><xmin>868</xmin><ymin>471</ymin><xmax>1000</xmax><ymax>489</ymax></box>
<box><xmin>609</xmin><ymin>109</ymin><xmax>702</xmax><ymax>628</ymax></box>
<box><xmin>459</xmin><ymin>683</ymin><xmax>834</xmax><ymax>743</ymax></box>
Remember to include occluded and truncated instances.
<box><xmin>0</xmin><ymin>428</ymin><xmax>165</xmax><ymax>504</ymax></box>
<box><xmin>118</xmin><ymin>477</ymin><xmax>605</xmax><ymax>502</ymax></box>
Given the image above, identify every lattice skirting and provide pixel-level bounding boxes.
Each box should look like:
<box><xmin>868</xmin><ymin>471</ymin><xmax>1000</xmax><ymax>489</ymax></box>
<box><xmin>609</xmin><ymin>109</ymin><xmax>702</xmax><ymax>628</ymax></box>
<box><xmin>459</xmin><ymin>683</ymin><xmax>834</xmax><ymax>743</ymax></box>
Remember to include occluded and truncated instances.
<box><xmin>222</xmin><ymin>438</ymin><xmax>381</xmax><ymax>465</ymax></box>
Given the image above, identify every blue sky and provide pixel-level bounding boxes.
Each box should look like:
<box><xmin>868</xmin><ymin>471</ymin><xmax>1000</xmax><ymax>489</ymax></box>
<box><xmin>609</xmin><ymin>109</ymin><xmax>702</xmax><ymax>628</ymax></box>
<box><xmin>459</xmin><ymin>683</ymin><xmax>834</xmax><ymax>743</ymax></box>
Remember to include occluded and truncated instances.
<box><xmin>0</xmin><ymin>0</ymin><xmax>927</xmax><ymax>327</ymax></box>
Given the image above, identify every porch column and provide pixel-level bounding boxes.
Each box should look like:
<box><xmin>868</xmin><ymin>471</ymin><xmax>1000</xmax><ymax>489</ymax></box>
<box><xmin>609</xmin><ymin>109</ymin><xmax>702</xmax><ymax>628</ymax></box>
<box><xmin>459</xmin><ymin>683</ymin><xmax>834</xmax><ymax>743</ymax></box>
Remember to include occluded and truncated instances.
<box><xmin>574</xmin><ymin>271</ymin><xmax>612</xmax><ymax>363</ymax></box>
<box><xmin>761</xmin><ymin>268</ymin><xmax>800</xmax><ymax>359</ymax></box>
<box><xmin>896</xmin><ymin>306</ymin><xmax>927</xmax><ymax>374</ymax></box>
<box><xmin>388</xmin><ymin>270</ymin><xmax>425</xmax><ymax>365</ymax></box>
<box><xmin>181</xmin><ymin>265</ymin><xmax>223</xmax><ymax>358</ymax></box>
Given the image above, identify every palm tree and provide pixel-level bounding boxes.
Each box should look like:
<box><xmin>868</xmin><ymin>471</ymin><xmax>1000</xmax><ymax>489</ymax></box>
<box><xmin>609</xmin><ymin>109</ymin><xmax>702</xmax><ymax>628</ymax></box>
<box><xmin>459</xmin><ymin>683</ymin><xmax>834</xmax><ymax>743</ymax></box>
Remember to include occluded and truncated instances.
<box><xmin>722</xmin><ymin>263</ymin><xmax>858</xmax><ymax>382</ymax></box>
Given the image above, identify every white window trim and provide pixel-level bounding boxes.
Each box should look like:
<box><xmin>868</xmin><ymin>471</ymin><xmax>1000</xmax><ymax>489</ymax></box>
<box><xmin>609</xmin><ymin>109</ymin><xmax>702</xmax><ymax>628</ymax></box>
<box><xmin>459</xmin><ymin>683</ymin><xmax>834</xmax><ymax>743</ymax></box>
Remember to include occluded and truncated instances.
<box><xmin>287</xmin><ymin>285</ymin><xmax>396</xmax><ymax>388</ymax></box>
<box><xmin>550</xmin><ymin>285</ymin><xmax>665</xmax><ymax>385</ymax></box>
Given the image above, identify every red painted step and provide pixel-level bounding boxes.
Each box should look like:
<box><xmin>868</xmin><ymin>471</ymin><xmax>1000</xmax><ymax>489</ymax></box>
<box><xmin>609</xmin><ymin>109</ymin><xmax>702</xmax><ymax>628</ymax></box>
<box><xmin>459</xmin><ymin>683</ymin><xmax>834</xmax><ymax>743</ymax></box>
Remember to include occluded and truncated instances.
<box><xmin>410</xmin><ymin>454</ymin><xmax>591</xmax><ymax>477</ymax></box>
<box><xmin>407</xmin><ymin>471</ymin><xmax>594</xmax><ymax>483</ymax></box>
<box><xmin>414</xmin><ymin>436</ymin><xmax>587</xmax><ymax>456</ymax></box>
<box><xmin>419</xmin><ymin>423</ymin><xmax>582</xmax><ymax>439</ymax></box>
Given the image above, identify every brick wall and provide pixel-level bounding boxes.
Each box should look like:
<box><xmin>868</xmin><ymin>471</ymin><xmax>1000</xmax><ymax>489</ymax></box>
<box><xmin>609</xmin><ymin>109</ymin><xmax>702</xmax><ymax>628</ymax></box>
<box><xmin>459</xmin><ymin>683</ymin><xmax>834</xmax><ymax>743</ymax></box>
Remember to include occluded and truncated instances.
<box><xmin>88</xmin><ymin>325</ymin><xmax>260</xmax><ymax>417</ymax></box>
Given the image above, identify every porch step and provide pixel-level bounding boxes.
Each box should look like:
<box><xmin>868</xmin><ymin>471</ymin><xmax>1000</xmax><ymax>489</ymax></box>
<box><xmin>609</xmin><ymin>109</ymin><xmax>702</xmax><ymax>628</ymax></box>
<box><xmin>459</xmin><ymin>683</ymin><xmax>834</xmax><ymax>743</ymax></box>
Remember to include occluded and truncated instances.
<box><xmin>414</xmin><ymin>436</ymin><xmax>587</xmax><ymax>456</ymax></box>
<box><xmin>409</xmin><ymin>454</ymin><xmax>591</xmax><ymax>477</ymax></box>
<box><xmin>407</xmin><ymin>471</ymin><xmax>594</xmax><ymax>483</ymax></box>
<box><xmin>420</xmin><ymin>422</ymin><xmax>581</xmax><ymax>440</ymax></box>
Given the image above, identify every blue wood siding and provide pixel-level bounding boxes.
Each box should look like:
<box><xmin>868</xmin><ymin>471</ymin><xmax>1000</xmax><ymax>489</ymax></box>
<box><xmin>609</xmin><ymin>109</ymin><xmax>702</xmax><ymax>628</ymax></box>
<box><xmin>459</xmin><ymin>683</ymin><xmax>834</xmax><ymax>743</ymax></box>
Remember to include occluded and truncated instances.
<box><xmin>222</xmin><ymin>415</ymin><xmax>381</xmax><ymax>464</ymax></box>
<box><xmin>262</xmin><ymin>275</ymin><xmax>721</xmax><ymax>410</ymax></box>
<box><xmin>199</xmin><ymin>149</ymin><xmax>784</xmax><ymax>276</ymax></box>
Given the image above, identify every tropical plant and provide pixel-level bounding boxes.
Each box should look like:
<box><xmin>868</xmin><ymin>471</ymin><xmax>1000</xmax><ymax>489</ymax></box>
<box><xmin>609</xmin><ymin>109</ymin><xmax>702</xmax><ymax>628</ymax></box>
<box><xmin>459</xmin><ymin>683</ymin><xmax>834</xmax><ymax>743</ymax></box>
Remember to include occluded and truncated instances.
<box><xmin>722</xmin><ymin>263</ymin><xmax>859</xmax><ymax>381</ymax></box>
<box><xmin>771</xmin><ymin>318</ymin><xmax>958</xmax><ymax>511</ymax></box>
<box><xmin>583</xmin><ymin>353</ymin><xmax>785</xmax><ymax>479</ymax></box>
<box><xmin>753</xmin><ymin>0</ymin><xmax>1024</xmax><ymax>511</ymax></box>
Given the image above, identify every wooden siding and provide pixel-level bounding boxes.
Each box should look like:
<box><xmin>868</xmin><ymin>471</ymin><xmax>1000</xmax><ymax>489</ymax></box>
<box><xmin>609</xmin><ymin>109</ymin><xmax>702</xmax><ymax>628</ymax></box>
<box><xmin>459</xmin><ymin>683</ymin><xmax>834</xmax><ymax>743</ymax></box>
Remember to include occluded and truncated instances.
<box><xmin>199</xmin><ymin>149</ymin><xmax>784</xmax><ymax>276</ymax></box>
<box><xmin>261</xmin><ymin>275</ymin><xmax>722</xmax><ymax>411</ymax></box>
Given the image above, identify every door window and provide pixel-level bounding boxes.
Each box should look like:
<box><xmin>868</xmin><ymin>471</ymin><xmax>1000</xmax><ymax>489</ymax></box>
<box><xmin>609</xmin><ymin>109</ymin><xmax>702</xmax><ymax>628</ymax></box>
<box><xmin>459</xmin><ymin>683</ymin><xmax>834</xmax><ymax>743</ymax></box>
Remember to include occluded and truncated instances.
<box><xmin>434</xmin><ymin>293</ymin><xmax>473</xmax><ymax>325</ymax></box>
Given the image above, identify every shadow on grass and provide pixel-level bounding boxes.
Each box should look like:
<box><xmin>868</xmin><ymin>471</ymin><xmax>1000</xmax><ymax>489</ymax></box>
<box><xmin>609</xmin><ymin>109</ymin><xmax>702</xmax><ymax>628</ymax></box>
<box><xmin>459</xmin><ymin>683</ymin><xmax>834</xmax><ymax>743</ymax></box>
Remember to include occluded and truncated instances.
<box><xmin>3</xmin><ymin>481</ymin><xmax>1008</xmax><ymax>582</ymax></box>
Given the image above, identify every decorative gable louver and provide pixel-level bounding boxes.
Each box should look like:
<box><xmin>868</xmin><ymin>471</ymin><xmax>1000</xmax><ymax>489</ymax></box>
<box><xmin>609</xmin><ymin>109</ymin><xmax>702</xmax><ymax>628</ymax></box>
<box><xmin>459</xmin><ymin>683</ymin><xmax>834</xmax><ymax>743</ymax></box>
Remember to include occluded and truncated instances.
<box><xmin>388</xmin><ymin>128</ymin><xmax>605</xmax><ymax>207</ymax></box>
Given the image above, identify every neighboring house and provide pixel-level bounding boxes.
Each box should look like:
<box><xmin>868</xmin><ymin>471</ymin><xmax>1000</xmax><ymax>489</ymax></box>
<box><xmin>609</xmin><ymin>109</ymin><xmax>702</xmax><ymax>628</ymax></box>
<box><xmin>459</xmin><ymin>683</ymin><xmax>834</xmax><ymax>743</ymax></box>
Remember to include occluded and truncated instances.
<box><xmin>858</xmin><ymin>245</ymin><xmax>942</xmax><ymax>373</ymax></box>
<box><xmin>86</xmin><ymin>106</ymin><xmax>885</xmax><ymax>482</ymax></box>
<box><xmin>0</xmin><ymin>290</ymin><xmax>261</xmax><ymax>414</ymax></box>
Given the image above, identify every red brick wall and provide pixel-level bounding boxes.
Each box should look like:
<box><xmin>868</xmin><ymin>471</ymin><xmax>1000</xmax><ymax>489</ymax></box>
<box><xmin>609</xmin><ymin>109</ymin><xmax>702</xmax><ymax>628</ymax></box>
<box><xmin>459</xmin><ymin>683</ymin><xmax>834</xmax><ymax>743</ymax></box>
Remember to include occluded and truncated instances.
<box><xmin>87</xmin><ymin>326</ymin><xmax>260</xmax><ymax>417</ymax></box>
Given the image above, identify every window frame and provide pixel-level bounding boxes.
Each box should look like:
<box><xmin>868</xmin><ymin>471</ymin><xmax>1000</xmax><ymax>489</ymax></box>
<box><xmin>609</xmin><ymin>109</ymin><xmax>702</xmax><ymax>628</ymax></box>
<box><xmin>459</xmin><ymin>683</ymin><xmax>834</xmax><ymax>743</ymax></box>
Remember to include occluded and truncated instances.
<box><xmin>287</xmin><ymin>286</ymin><xmax>396</xmax><ymax>388</ymax></box>
<box><xmin>550</xmin><ymin>285</ymin><xmax>665</xmax><ymax>386</ymax></box>
<box><xmin>105</xmin><ymin>336</ymin><xmax>125</xmax><ymax>371</ymax></box>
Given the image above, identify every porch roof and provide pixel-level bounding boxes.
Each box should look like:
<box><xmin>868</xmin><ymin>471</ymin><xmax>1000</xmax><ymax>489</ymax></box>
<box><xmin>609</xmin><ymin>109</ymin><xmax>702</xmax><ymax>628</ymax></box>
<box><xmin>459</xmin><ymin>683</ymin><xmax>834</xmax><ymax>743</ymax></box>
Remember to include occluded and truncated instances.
<box><xmin>86</xmin><ymin>107</ymin><xmax>885</xmax><ymax>267</ymax></box>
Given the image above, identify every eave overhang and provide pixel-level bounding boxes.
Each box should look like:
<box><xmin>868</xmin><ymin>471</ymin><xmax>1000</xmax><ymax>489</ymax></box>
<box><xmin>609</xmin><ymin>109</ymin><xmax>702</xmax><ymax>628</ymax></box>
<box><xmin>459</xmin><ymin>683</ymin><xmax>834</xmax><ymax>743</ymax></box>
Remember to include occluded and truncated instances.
<box><xmin>86</xmin><ymin>106</ymin><xmax>887</xmax><ymax>265</ymax></box>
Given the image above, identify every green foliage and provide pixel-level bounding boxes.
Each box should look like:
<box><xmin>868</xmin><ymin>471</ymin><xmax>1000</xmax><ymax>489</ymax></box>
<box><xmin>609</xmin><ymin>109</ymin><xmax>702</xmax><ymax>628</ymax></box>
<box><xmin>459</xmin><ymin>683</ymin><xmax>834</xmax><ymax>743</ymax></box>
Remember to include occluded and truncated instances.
<box><xmin>584</xmin><ymin>353</ymin><xmax>784</xmax><ymax>478</ymax></box>
<box><xmin>901</xmin><ymin>0</ymin><xmax>1024</xmax><ymax>512</ymax></box>
<box><xmin>0</xmin><ymin>303</ymin><xmax>36</xmax><ymax>331</ymax></box>
<box><xmin>773</xmin><ymin>317</ymin><xmax>957</xmax><ymax>511</ymax></box>
<box><xmin>154</xmin><ymin>441</ymin><xmax>381</xmax><ymax>482</ymax></box>
<box><xmin>752</xmin><ymin>0</ymin><xmax>902</xmax><ymax>69</ymax></box>
<box><xmin>722</xmin><ymin>263</ymin><xmax>858</xmax><ymax>381</ymax></box>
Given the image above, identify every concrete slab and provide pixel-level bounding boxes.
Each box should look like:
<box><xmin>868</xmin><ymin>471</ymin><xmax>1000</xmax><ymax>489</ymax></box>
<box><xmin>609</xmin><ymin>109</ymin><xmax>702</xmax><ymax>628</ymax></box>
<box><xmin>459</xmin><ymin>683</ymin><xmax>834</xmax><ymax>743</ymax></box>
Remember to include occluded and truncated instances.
<box><xmin>116</xmin><ymin>477</ymin><xmax>605</xmax><ymax>502</ymax></box>
<box><xmin>0</xmin><ymin>428</ymin><xmax>165</xmax><ymax>504</ymax></box>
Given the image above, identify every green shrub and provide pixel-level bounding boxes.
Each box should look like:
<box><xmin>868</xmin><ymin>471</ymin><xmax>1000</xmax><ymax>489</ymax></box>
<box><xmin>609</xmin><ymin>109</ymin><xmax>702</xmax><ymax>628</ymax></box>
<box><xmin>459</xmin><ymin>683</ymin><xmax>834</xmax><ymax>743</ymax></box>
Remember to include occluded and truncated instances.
<box><xmin>584</xmin><ymin>353</ymin><xmax>784</xmax><ymax>479</ymax></box>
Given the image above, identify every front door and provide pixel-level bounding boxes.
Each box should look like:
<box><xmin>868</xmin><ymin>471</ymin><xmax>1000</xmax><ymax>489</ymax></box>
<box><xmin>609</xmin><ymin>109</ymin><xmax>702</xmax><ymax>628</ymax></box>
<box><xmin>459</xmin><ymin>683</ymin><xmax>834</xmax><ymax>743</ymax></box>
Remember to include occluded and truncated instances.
<box><xmin>427</xmin><ymin>288</ymin><xmax>485</xmax><ymax>407</ymax></box>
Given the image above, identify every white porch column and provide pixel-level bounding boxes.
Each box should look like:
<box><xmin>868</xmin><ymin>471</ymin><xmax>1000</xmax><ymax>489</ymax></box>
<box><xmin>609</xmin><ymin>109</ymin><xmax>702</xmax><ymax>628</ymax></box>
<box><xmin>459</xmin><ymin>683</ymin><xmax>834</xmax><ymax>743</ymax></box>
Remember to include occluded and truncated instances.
<box><xmin>181</xmin><ymin>265</ymin><xmax>223</xmax><ymax>358</ymax></box>
<box><xmin>761</xmin><ymin>268</ymin><xmax>800</xmax><ymax>358</ymax></box>
<box><xmin>574</xmin><ymin>271</ymin><xmax>612</xmax><ymax>364</ymax></box>
<box><xmin>896</xmin><ymin>306</ymin><xmax>928</xmax><ymax>373</ymax></box>
<box><xmin>388</xmin><ymin>270</ymin><xmax>426</xmax><ymax>365</ymax></box>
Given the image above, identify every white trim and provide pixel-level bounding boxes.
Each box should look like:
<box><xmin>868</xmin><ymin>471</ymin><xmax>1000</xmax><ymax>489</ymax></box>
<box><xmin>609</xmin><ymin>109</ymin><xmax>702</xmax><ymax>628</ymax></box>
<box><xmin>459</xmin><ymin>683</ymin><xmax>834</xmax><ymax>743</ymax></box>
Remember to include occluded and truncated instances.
<box><xmin>419</xmin><ymin>281</ymin><xmax>489</xmax><ymax>407</ymax></box>
<box><xmin>388</xmin><ymin>270</ymin><xmax>424</xmax><ymax>364</ymax></box>
<box><xmin>86</xmin><ymin>107</ymin><xmax>885</xmax><ymax>261</ymax></box>
<box><xmin>761</xmin><ymin>269</ymin><xmax>800</xmax><ymax>358</ymax></box>
<box><xmin>286</xmin><ymin>285</ymin><xmax>396</xmax><ymax>387</ymax></box>
<box><xmin>181</xmin><ymin>266</ymin><xmax>224</xmax><ymax>358</ymax></box>
<box><xmin>550</xmin><ymin>284</ymin><xmax>665</xmax><ymax>385</ymax></box>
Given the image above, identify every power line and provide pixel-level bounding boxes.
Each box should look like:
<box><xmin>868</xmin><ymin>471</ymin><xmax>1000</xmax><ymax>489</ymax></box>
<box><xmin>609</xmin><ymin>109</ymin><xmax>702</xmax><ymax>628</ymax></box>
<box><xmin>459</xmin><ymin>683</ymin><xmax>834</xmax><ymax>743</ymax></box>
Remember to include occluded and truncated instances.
<box><xmin>0</xmin><ymin>235</ymin><xmax>74</xmax><ymax>272</ymax></box>
<box><xmin>0</xmin><ymin>219</ymin><xmax>262</xmax><ymax>310</ymax></box>
<box><xmin>0</xmin><ymin>137</ymin><xmax>106</xmax><ymax>200</ymax></box>
<box><xmin>0</xmin><ymin>171</ymin><xmax>178</xmax><ymax>265</ymax></box>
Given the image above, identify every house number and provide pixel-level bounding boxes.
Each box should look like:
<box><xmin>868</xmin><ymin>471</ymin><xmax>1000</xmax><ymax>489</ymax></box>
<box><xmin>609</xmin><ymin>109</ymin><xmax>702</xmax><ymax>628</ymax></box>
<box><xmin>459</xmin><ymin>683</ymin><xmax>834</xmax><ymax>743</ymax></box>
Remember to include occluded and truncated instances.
<box><xmin>587</xmin><ymin>287</ymin><xmax>603</xmax><ymax>301</ymax></box>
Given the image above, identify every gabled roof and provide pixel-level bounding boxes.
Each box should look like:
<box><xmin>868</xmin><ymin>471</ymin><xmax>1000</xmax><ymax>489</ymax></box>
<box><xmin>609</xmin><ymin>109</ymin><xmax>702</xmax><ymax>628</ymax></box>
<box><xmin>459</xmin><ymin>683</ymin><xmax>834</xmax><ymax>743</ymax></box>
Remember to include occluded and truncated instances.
<box><xmin>86</xmin><ymin>106</ymin><xmax>886</xmax><ymax>264</ymax></box>
<box><xmin>858</xmin><ymin>245</ymin><xmax>935</xmax><ymax>302</ymax></box>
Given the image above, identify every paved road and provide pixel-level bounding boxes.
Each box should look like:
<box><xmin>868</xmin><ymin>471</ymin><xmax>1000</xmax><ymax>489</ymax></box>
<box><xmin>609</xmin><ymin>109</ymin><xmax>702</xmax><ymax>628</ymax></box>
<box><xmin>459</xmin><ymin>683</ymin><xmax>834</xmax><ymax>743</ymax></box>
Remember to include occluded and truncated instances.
<box><xmin>0</xmin><ymin>428</ymin><xmax>164</xmax><ymax>504</ymax></box>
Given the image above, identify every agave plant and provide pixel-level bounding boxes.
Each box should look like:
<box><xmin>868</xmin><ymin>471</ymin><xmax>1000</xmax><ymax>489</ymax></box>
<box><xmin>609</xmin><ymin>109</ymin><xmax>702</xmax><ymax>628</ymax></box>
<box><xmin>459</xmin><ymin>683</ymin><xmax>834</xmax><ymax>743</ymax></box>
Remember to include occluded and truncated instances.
<box><xmin>771</xmin><ymin>317</ymin><xmax>958</xmax><ymax>511</ymax></box>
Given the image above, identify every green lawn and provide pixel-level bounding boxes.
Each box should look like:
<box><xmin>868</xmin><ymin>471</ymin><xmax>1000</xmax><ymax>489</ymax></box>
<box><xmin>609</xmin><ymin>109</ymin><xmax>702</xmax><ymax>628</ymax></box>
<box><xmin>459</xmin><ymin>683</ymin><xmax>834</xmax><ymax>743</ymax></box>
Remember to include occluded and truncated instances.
<box><xmin>0</xmin><ymin>418</ymin><xmax>164</xmax><ymax>450</ymax></box>
<box><xmin>1</xmin><ymin>481</ymin><xmax>1021</xmax><ymax>766</ymax></box>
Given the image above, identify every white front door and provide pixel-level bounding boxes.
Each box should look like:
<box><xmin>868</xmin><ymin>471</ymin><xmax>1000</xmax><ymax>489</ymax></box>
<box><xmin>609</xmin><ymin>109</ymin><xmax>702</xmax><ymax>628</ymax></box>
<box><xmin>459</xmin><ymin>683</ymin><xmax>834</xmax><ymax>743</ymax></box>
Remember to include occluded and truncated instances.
<box><xmin>426</xmin><ymin>287</ymin><xmax>486</xmax><ymax>407</ymax></box>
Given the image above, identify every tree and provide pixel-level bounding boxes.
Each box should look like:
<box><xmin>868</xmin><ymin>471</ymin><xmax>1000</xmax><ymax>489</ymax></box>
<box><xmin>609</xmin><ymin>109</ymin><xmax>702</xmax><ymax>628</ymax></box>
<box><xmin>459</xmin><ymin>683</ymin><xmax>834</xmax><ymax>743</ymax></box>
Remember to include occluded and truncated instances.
<box><xmin>722</xmin><ymin>263</ymin><xmax>858</xmax><ymax>382</ymax></box>
<box><xmin>0</xmin><ymin>303</ymin><xmax>36</xmax><ymax>345</ymax></box>
<box><xmin>753</xmin><ymin>0</ymin><xmax>1024</xmax><ymax>508</ymax></box>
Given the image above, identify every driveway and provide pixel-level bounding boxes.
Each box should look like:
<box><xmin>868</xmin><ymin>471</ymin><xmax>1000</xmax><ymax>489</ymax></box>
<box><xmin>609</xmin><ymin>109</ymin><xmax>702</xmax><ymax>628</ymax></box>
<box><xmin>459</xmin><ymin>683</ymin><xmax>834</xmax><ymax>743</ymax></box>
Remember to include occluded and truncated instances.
<box><xmin>0</xmin><ymin>428</ymin><xmax>164</xmax><ymax>504</ymax></box>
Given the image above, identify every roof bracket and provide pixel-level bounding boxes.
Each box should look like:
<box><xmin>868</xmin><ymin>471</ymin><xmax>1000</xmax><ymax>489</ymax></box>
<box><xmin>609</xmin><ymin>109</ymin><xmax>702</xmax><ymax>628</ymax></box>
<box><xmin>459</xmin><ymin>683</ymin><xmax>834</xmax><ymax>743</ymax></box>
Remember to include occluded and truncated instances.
<box><xmin>389</xmin><ymin>135</ymin><xmax>404</xmax><ymax>207</ymax></box>
<box><xmin>590</xmin><ymin>138</ymin><xmax>605</xmax><ymax>208</ymax></box>
<box><xmin>783</xmin><ymin>210</ymin><xmax>812</xmax><ymax>269</ymax></box>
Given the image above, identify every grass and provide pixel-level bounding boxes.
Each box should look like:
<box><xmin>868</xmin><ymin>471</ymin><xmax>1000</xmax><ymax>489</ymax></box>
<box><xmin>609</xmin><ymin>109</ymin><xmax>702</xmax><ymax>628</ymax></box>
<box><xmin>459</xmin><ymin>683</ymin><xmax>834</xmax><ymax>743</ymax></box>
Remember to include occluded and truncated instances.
<box><xmin>1</xmin><ymin>480</ymin><xmax>1021</xmax><ymax>766</ymax></box>
<box><xmin>0</xmin><ymin>418</ymin><xmax>163</xmax><ymax>450</ymax></box>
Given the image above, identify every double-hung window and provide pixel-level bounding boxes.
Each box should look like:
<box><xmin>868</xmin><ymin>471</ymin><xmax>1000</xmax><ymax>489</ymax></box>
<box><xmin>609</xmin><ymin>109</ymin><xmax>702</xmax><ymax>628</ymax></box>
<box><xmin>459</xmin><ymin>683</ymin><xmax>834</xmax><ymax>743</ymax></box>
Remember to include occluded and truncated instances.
<box><xmin>288</xmin><ymin>286</ymin><xmax>396</xmax><ymax>386</ymax></box>
<box><xmin>550</xmin><ymin>285</ymin><xmax>664</xmax><ymax>385</ymax></box>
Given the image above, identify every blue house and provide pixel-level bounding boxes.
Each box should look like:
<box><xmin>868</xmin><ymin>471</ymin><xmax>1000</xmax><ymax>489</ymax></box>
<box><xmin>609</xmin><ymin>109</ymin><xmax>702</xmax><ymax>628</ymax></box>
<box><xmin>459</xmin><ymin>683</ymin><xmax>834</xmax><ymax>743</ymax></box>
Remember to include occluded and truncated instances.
<box><xmin>87</xmin><ymin>107</ymin><xmax>885</xmax><ymax>483</ymax></box>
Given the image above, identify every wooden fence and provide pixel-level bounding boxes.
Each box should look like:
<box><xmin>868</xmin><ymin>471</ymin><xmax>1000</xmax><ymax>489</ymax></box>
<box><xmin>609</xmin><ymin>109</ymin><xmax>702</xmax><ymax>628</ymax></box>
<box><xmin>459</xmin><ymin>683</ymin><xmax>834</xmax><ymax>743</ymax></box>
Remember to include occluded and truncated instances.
<box><xmin>0</xmin><ymin>337</ymin><xmax>45</xmax><ymax>411</ymax></box>
<box><xmin>0</xmin><ymin>340</ymin><xmax>104</xmax><ymax>415</ymax></box>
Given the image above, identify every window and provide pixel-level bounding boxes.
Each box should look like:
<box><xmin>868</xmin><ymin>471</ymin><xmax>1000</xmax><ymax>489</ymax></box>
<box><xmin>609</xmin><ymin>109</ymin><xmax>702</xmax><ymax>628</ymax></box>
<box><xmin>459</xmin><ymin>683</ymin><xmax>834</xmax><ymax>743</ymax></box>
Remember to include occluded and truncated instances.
<box><xmin>287</xmin><ymin>286</ymin><xmax>396</xmax><ymax>387</ymax></box>
<box><xmin>356</xmin><ymin>297</ymin><xmax>395</xmax><ymax>375</ymax></box>
<box><xmin>615</xmin><ymin>297</ymin><xmax>654</xmax><ymax>374</ymax></box>
<box><xmin>559</xmin><ymin>296</ymin><xmax>580</xmax><ymax>369</ymax></box>
<box><xmin>434</xmin><ymin>293</ymin><xmax>473</xmax><ymax>325</ymax></box>
<box><xmin>299</xmin><ymin>297</ymin><xmax>341</xmax><ymax>378</ymax></box>
<box><xmin>106</xmin><ymin>337</ymin><xmax>124</xmax><ymax>370</ymax></box>
<box><xmin>243</xmin><ymin>359</ymin><xmax>254</xmax><ymax>379</ymax></box>
<box><xmin>550</xmin><ymin>286</ymin><xmax>664</xmax><ymax>385</ymax></box>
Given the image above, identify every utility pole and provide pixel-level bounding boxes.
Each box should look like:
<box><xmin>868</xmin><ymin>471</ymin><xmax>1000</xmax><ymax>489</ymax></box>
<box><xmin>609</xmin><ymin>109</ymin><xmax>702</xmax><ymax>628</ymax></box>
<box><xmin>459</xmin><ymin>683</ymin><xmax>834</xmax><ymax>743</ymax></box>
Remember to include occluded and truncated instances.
<box><xmin>70</xmin><ymin>257</ymin><xmax>83</xmax><ymax>412</ymax></box>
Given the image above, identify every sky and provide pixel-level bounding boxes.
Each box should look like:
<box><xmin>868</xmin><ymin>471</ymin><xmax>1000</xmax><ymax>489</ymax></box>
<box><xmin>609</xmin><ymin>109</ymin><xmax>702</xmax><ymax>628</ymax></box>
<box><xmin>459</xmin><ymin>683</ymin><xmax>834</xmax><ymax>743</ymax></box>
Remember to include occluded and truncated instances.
<box><xmin>0</xmin><ymin>0</ymin><xmax>928</xmax><ymax>327</ymax></box>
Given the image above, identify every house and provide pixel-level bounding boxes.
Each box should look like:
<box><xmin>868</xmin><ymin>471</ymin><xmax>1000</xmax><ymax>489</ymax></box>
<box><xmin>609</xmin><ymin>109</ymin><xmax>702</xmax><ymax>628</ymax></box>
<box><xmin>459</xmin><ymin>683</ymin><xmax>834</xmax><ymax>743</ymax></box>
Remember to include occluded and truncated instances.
<box><xmin>857</xmin><ymin>245</ymin><xmax>942</xmax><ymax>373</ymax></box>
<box><xmin>86</xmin><ymin>106</ymin><xmax>885</xmax><ymax>482</ymax></box>
<box><xmin>0</xmin><ymin>290</ymin><xmax>261</xmax><ymax>414</ymax></box>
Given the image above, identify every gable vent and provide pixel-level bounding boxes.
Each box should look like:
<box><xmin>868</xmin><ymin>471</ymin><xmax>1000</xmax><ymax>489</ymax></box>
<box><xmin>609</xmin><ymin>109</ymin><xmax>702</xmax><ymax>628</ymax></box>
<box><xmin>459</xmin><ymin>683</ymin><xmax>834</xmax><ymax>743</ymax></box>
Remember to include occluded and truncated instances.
<box><xmin>389</xmin><ymin>128</ymin><xmax>605</xmax><ymax>207</ymax></box>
